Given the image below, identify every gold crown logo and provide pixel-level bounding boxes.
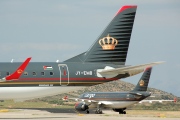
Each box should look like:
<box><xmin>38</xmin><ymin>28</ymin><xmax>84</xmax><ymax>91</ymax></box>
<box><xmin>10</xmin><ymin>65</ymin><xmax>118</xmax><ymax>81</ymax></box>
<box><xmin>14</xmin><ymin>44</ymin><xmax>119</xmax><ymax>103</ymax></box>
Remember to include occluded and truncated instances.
<box><xmin>99</xmin><ymin>34</ymin><xmax>118</xmax><ymax>50</ymax></box>
<box><xmin>17</xmin><ymin>69</ymin><xmax>23</xmax><ymax>74</ymax></box>
<box><xmin>139</xmin><ymin>80</ymin><xmax>145</xmax><ymax>86</ymax></box>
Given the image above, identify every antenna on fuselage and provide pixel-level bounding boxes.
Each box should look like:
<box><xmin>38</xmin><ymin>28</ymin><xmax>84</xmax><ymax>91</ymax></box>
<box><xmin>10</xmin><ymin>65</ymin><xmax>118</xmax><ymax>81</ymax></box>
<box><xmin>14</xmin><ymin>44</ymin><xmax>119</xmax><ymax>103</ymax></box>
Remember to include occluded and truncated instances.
<box><xmin>11</xmin><ymin>59</ymin><xmax>14</xmax><ymax>63</ymax></box>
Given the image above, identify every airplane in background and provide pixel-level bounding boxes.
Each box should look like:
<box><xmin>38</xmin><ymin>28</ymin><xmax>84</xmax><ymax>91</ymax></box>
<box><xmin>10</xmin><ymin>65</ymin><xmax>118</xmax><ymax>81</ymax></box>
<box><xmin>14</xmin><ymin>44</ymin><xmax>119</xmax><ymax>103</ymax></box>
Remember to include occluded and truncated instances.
<box><xmin>72</xmin><ymin>67</ymin><xmax>175</xmax><ymax>114</ymax></box>
<box><xmin>0</xmin><ymin>5</ymin><xmax>163</xmax><ymax>101</ymax></box>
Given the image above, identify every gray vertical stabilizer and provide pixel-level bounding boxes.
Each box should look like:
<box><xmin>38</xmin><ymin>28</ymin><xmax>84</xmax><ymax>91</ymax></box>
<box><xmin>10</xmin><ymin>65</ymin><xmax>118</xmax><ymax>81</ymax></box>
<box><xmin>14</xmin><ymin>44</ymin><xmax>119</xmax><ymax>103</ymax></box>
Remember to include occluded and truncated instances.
<box><xmin>65</xmin><ymin>6</ymin><xmax>137</xmax><ymax>65</ymax></box>
<box><xmin>132</xmin><ymin>67</ymin><xmax>152</xmax><ymax>91</ymax></box>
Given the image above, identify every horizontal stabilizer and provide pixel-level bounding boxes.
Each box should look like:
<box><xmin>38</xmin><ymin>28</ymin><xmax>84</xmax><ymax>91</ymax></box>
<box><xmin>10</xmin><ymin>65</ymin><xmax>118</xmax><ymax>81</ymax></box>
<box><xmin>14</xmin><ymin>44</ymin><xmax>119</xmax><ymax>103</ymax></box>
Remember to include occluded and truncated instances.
<box><xmin>129</xmin><ymin>92</ymin><xmax>142</xmax><ymax>96</ymax></box>
<box><xmin>98</xmin><ymin>61</ymin><xmax>164</xmax><ymax>75</ymax></box>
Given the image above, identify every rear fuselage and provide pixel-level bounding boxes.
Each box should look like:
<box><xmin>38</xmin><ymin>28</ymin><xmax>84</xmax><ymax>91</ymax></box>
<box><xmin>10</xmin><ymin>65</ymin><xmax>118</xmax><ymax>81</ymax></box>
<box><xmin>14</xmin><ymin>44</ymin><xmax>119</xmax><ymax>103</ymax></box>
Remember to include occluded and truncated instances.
<box><xmin>0</xmin><ymin>62</ymin><xmax>128</xmax><ymax>87</ymax></box>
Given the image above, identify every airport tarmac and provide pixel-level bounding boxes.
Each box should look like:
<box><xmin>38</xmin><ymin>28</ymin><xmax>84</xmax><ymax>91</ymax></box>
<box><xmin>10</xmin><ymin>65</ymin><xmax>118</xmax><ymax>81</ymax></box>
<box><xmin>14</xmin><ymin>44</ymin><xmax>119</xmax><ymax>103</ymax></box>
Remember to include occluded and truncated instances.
<box><xmin>0</xmin><ymin>108</ymin><xmax>179</xmax><ymax>120</ymax></box>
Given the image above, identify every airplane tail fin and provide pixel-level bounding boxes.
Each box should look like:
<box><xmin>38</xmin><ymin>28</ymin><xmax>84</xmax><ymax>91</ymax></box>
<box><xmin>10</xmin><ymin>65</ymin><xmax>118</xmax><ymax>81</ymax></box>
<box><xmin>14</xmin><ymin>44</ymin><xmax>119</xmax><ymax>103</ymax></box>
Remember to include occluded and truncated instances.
<box><xmin>65</xmin><ymin>5</ymin><xmax>137</xmax><ymax>65</ymax></box>
<box><xmin>132</xmin><ymin>67</ymin><xmax>152</xmax><ymax>91</ymax></box>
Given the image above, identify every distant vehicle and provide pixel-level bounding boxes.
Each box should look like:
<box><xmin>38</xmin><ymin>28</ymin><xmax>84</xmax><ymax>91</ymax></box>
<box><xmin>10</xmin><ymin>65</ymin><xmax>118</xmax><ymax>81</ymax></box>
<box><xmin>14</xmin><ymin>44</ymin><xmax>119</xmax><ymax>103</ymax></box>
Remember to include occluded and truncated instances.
<box><xmin>62</xmin><ymin>96</ymin><xmax>68</xmax><ymax>102</ymax></box>
<box><xmin>71</xmin><ymin>67</ymin><xmax>174</xmax><ymax>114</ymax></box>
<box><xmin>0</xmin><ymin>5</ymin><xmax>163</xmax><ymax>101</ymax></box>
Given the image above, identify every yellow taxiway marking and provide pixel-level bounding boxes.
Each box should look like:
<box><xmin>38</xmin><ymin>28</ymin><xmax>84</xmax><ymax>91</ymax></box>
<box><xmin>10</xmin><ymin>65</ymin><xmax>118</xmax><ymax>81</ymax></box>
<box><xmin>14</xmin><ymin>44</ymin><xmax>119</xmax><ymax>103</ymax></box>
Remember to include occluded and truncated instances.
<box><xmin>0</xmin><ymin>109</ymin><xmax>9</xmax><ymax>112</ymax></box>
<box><xmin>78</xmin><ymin>114</ymin><xmax>84</xmax><ymax>116</ymax></box>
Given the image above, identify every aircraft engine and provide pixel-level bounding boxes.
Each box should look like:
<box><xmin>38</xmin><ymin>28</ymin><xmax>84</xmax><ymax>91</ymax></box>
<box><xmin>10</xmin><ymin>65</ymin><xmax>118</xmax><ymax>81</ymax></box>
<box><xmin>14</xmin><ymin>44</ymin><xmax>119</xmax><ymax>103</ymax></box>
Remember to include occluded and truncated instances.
<box><xmin>75</xmin><ymin>102</ymin><xmax>89</xmax><ymax>111</ymax></box>
<box><xmin>112</xmin><ymin>108</ymin><xmax>126</xmax><ymax>114</ymax></box>
<box><xmin>112</xmin><ymin>108</ymin><xmax>122</xmax><ymax>112</ymax></box>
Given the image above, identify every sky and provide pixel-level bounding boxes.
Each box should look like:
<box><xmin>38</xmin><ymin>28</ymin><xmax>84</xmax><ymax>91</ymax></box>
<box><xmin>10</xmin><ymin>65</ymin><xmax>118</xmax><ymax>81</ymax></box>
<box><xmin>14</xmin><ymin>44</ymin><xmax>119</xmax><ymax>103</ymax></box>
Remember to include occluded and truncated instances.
<box><xmin>0</xmin><ymin>0</ymin><xmax>180</xmax><ymax>96</ymax></box>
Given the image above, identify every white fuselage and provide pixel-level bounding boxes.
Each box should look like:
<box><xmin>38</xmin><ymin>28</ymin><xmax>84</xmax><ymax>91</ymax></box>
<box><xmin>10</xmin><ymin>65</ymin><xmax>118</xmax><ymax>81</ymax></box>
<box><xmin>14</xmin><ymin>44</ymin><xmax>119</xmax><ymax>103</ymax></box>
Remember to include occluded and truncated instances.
<box><xmin>89</xmin><ymin>101</ymin><xmax>138</xmax><ymax>109</ymax></box>
<box><xmin>0</xmin><ymin>87</ymin><xmax>84</xmax><ymax>101</ymax></box>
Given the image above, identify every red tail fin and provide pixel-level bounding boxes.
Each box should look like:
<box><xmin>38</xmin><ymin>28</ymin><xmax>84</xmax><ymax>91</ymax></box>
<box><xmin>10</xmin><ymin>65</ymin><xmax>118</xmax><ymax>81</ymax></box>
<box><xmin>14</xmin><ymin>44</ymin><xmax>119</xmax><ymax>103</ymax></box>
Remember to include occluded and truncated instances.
<box><xmin>5</xmin><ymin>57</ymin><xmax>31</xmax><ymax>81</ymax></box>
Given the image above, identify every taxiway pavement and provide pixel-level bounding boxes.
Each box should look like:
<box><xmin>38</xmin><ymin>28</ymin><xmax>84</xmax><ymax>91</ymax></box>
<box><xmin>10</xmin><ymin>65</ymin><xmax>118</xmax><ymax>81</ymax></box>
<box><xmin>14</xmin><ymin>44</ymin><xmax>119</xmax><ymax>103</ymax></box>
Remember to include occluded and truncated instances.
<box><xmin>0</xmin><ymin>109</ymin><xmax>179</xmax><ymax>120</ymax></box>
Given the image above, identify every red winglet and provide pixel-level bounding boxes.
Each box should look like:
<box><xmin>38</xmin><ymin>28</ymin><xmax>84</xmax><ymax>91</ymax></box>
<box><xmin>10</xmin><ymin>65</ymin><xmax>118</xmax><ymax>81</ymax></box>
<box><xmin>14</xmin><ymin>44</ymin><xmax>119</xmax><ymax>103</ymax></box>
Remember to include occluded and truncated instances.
<box><xmin>145</xmin><ymin>66</ymin><xmax>152</xmax><ymax>71</ymax></box>
<box><xmin>6</xmin><ymin>57</ymin><xmax>31</xmax><ymax>81</ymax></box>
<box><xmin>116</xmin><ymin>5</ymin><xmax>137</xmax><ymax>16</ymax></box>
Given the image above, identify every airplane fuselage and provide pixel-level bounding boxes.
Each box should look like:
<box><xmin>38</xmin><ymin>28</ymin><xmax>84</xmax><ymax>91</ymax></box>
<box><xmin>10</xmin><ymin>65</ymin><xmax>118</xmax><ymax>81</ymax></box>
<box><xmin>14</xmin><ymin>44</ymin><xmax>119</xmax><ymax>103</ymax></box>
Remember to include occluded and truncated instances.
<box><xmin>79</xmin><ymin>91</ymin><xmax>151</xmax><ymax>109</ymax></box>
<box><xmin>0</xmin><ymin>62</ymin><xmax>129</xmax><ymax>100</ymax></box>
<box><xmin>0</xmin><ymin>62</ymin><xmax>129</xmax><ymax>87</ymax></box>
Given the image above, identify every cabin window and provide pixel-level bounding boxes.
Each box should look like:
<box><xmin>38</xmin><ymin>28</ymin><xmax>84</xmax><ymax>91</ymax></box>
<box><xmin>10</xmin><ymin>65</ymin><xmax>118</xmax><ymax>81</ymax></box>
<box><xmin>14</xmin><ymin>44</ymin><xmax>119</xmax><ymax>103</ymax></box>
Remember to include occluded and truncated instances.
<box><xmin>32</xmin><ymin>72</ymin><xmax>36</xmax><ymax>76</ymax></box>
<box><xmin>24</xmin><ymin>72</ymin><xmax>28</xmax><ymax>76</ymax></box>
<box><xmin>41</xmin><ymin>72</ymin><xmax>45</xmax><ymax>76</ymax></box>
<box><xmin>6</xmin><ymin>72</ymin><xmax>10</xmax><ymax>76</ymax></box>
<box><xmin>50</xmin><ymin>72</ymin><xmax>54</xmax><ymax>76</ymax></box>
